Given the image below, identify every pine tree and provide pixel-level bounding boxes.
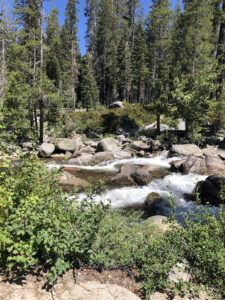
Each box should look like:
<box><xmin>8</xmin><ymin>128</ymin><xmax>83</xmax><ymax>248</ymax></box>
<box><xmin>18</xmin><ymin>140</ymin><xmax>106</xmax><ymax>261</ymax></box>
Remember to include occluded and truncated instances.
<box><xmin>85</xmin><ymin>0</ymin><xmax>99</xmax><ymax>66</ymax></box>
<box><xmin>172</xmin><ymin>0</ymin><xmax>215</xmax><ymax>138</ymax></box>
<box><xmin>130</xmin><ymin>20</ymin><xmax>146</xmax><ymax>104</ymax></box>
<box><xmin>96</xmin><ymin>0</ymin><xmax>119</xmax><ymax>105</ymax></box>
<box><xmin>63</xmin><ymin>0</ymin><xmax>79</xmax><ymax>111</ymax></box>
<box><xmin>117</xmin><ymin>23</ymin><xmax>132</xmax><ymax>102</ymax></box>
<box><xmin>146</xmin><ymin>0</ymin><xmax>172</xmax><ymax>132</ymax></box>
<box><xmin>80</xmin><ymin>52</ymin><xmax>99</xmax><ymax>110</ymax></box>
<box><xmin>45</xmin><ymin>8</ymin><xmax>61</xmax><ymax>88</ymax></box>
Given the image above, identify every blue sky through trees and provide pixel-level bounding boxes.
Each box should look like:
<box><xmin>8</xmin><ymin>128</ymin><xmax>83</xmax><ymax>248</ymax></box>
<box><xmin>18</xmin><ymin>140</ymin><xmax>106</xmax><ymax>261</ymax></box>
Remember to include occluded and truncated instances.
<box><xmin>4</xmin><ymin>0</ymin><xmax>177</xmax><ymax>55</ymax></box>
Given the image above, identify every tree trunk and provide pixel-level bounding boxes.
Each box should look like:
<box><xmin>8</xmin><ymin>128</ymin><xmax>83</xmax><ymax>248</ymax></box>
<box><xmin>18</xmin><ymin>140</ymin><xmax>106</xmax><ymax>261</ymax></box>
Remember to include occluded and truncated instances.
<box><xmin>157</xmin><ymin>113</ymin><xmax>160</xmax><ymax>134</ymax></box>
<box><xmin>39</xmin><ymin>0</ymin><xmax>44</xmax><ymax>143</ymax></box>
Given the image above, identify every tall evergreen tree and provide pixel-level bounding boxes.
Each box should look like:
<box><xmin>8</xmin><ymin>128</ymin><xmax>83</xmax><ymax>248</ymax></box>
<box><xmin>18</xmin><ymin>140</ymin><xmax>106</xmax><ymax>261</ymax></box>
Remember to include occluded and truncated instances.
<box><xmin>172</xmin><ymin>0</ymin><xmax>215</xmax><ymax>138</ymax></box>
<box><xmin>130</xmin><ymin>20</ymin><xmax>146</xmax><ymax>104</ymax></box>
<box><xmin>80</xmin><ymin>52</ymin><xmax>99</xmax><ymax>110</ymax></box>
<box><xmin>146</xmin><ymin>0</ymin><xmax>172</xmax><ymax>132</ymax></box>
<box><xmin>45</xmin><ymin>8</ymin><xmax>61</xmax><ymax>88</ymax></box>
<box><xmin>96</xmin><ymin>0</ymin><xmax>119</xmax><ymax>105</ymax></box>
<box><xmin>63</xmin><ymin>0</ymin><xmax>79</xmax><ymax>111</ymax></box>
<box><xmin>85</xmin><ymin>0</ymin><xmax>99</xmax><ymax>66</ymax></box>
<box><xmin>117</xmin><ymin>24</ymin><xmax>132</xmax><ymax>102</ymax></box>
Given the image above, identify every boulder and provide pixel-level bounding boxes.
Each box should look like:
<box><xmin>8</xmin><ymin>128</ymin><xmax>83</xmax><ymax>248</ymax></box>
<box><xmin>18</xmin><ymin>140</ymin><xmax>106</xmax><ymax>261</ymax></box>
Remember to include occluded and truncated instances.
<box><xmin>22</xmin><ymin>142</ymin><xmax>33</xmax><ymax>150</ymax></box>
<box><xmin>169</xmin><ymin>262</ymin><xmax>191</xmax><ymax>283</ymax></box>
<box><xmin>169</xmin><ymin>144</ymin><xmax>202</xmax><ymax>158</ymax></box>
<box><xmin>129</xmin><ymin>141</ymin><xmax>150</xmax><ymax>152</ymax></box>
<box><xmin>59</xmin><ymin>171</ymin><xmax>90</xmax><ymax>189</ymax></box>
<box><xmin>97</xmin><ymin>137</ymin><xmax>121</xmax><ymax>152</ymax></box>
<box><xmin>111</xmin><ymin>165</ymin><xmax>139</xmax><ymax>187</ymax></box>
<box><xmin>143</xmin><ymin>215</ymin><xmax>170</xmax><ymax>233</ymax></box>
<box><xmin>116</xmin><ymin>134</ymin><xmax>126</xmax><ymax>143</ymax></box>
<box><xmin>181</xmin><ymin>156</ymin><xmax>207</xmax><ymax>174</ymax></box>
<box><xmin>109</xmin><ymin>101</ymin><xmax>124</xmax><ymax>109</ymax></box>
<box><xmin>55</xmin><ymin>138</ymin><xmax>83</xmax><ymax>153</ymax></box>
<box><xmin>83</xmin><ymin>140</ymin><xmax>98</xmax><ymax>148</ymax></box>
<box><xmin>170</xmin><ymin>159</ymin><xmax>186</xmax><ymax>172</ymax></box>
<box><xmin>145</xmin><ymin>192</ymin><xmax>161</xmax><ymax>209</ymax></box>
<box><xmin>91</xmin><ymin>151</ymin><xmax>116</xmax><ymax>164</ymax></box>
<box><xmin>205</xmin><ymin>155</ymin><xmax>225</xmax><ymax>175</ymax></box>
<box><xmin>68</xmin><ymin>153</ymin><xmax>93</xmax><ymax>165</ymax></box>
<box><xmin>195</xmin><ymin>175</ymin><xmax>225</xmax><ymax>206</ymax></box>
<box><xmin>39</xmin><ymin>142</ymin><xmax>55</xmax><ymax>158</ymax></box>
<box><xmin>150</xmin><ymin>139</ymin><xmax>165</xmax><ymax>152</ymax></box>
<box><xmin>79</xmin><ymin>145</ymin><xmax>95</xmax><ymax>154</ymax></box>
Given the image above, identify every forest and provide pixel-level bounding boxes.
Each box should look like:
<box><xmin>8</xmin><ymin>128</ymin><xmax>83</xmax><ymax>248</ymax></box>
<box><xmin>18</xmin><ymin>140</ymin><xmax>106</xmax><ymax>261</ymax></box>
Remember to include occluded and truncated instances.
<box><xmin>0</xmin><ymin>0</ymin><xmax>224</xmax><ymax>143</ymax></box>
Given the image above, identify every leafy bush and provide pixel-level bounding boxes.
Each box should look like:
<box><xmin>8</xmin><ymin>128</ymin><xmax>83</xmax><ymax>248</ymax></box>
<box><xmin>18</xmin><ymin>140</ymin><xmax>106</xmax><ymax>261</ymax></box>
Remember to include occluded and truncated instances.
<box><xmin>0</xmin><ymin>155</ymin><xmax>109</xmax><ymax>284</ymax></box>
<box><xmin>68</xmin><ymin>103</ymin><xmax>155</xmax><ymax>135</ymax></box>
<box><xmin>91</xmin><ymin>207</ymin><xmax>225</xmax><ymax>298</ymax></box>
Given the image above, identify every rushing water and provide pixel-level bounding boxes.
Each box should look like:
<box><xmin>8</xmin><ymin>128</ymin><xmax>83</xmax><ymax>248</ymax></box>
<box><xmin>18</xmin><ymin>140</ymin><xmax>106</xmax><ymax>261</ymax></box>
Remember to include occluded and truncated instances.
<box><xmin>47</xmin><ymin>152</ymin><xmax>222</xmax><ymax>223</ymax></box>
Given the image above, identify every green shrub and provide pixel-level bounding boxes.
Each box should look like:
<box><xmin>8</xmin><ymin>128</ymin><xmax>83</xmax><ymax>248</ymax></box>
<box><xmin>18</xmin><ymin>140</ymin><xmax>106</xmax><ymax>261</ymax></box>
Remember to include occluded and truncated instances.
<box><xmin>67</xmin><ymin>103</ymin><xmax>155</xmax><ymax>135</ymax></box>
<box><xmin>0</xmin><ymin>154</ymin><xmax>109</xmax><ymax>284</ymax></box>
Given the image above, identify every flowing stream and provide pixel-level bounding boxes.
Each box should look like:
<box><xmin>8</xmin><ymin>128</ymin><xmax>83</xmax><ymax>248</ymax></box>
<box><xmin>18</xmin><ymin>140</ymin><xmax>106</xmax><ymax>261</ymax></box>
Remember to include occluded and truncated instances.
<box><xmin>46</xmin><ymin>152</ymin><xmax>221</xmax><ymax>223</ymax></box>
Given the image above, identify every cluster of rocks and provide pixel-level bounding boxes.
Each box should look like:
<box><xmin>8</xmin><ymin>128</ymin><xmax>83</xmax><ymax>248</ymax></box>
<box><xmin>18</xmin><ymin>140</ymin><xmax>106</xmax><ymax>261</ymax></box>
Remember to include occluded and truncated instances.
<box><xmin>38</xmin><ymin>136</ymin><xmax>166</xmax><ymax>161</ymax></box>
<box><xmin>169</xmin><ymin>144</ymin><xmax>225</xmax><ymax>176</ymax></box>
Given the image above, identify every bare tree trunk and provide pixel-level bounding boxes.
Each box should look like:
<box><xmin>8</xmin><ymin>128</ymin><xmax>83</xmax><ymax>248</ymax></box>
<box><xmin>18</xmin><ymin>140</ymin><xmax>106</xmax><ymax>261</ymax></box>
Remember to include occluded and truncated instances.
<box><xmin>0</xmin><ymin>0</ymin><xmax>7</xmax><ymax>108</ymax></box>
<box><xmin>39</xmin><ymin>0</ymin><xmax>44</xmax><ymax>143</ymax></box>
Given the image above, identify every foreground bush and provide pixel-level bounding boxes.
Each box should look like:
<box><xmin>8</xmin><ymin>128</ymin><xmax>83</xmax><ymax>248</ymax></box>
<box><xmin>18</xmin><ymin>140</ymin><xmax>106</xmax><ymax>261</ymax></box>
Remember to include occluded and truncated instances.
<box><xmin>0</xmin><ymin>155</ymin><xmax>109</xmax><ymax>283</ymax></box>
<box><xmin>91</xmin><ymin>209</ymin><xmax>225</xmax><ymax>298</ymax></box>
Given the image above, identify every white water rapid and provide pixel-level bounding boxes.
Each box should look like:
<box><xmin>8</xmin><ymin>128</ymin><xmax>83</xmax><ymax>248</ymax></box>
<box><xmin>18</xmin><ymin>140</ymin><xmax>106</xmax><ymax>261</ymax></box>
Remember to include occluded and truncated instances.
<box><xmin>46</xmin><ymin>152</ymin><xmax>180</xmax><ymax>172</ymax></box>
<box><xmin>47</xmin><ymin>152</ymin><xmax>222</xmax><ymax>223</ymax></box>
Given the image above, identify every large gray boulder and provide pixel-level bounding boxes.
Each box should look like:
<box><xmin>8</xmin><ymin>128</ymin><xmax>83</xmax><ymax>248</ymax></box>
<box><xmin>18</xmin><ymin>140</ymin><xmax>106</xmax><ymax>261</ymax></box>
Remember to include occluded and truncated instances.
<box><xmin>169</xmin><ymin>144</ymin><xmax>202</xmax><ymax>158</ymax></box>
<box><xmin>39</xmin><ymin>142</ymin><xmax>55</xmax><ymax>158</ymax></box>
<box><xmin>97</xmin><ymin>138</ymin><xmax>121</xmax><ymax>152</ymax></box>
<box><xmin>205</xmin><ymin>155</ymin><xmax>225</xmax><ymax>175</ymax></box>
<box><xmin>129</xmin><ymin>141</ymin><xmax>151</xmax><ymax>152</ymax></box>
<box><xmin>195</xmin><ymin>175</ymin><xmax>225</xmax><ymax>206</ymax></box>
<box><xmin>181</xmin><ymin>156</ymin><xmax>207</xmax><ymax>174</ymax></box>
<box><xmin>68</xmin><ymin>153</ymin><xmax>93</xmax><ymax>165</ymax></box>
<box><xmin>55</xmin><ymin>138</ymin><xmax>83</xmax><ymax>153</ymax></box>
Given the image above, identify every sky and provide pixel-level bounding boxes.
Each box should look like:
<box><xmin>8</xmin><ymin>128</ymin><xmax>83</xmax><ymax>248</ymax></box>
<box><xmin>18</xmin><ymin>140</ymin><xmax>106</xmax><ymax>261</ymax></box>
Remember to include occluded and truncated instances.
<box><xmin>4</xmin><ymin>0</ymin><xmax>177</xmax><ymax>56</ymax></box>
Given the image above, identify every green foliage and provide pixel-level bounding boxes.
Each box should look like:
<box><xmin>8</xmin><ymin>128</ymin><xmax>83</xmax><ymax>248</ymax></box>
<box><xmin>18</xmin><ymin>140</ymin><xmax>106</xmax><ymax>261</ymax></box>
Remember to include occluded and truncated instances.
<box><xmin>91</xmin><ymin>210</ymin><xmax>163</xmax><ymax>268</ymax></box>
<box><xmin>90</xmin><ymin>205</ymin><xmax>225</xmax><ymax>298</ymax></box>
<box><xmin>68</xmin><ymin>103</ymin><xmax>155</xmax><ymax>135</ymax></box>
<box><xmin>0</xmin><ymin>155</ymin><xmax>109</xmax><ymax>284</ymax></box>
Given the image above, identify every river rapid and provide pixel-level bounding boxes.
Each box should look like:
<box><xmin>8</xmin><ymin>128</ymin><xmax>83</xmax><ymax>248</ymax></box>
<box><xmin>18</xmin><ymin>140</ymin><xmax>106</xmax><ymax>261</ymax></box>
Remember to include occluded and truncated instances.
<box><xmin>47</xmin><ymin>152</ymin><xmax>221</xmax><ymax>223</ymax></box>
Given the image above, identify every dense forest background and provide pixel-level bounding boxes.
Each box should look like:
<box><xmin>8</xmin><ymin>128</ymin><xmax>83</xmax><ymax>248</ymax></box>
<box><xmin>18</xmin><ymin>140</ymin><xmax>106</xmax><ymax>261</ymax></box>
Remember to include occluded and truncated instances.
<box><xmin>0</xmin><ymin>0</ymin><xmax>224</xmax><ymax>143</ymax></box>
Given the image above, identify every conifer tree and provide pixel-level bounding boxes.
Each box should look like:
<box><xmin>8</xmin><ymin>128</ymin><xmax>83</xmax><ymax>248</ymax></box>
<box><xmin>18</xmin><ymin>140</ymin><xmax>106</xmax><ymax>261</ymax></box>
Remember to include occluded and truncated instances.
<box><xmin>80</xmin><ymin>52</ymin><xmax>99</xmax><ymax>110</ymax></box>
<box><xmin>117</xmin><ymin>24</ymin><xmax>132</xmax><ymax>102</ymax></box>
<box><xmin>96</xmin><ymin>0</ymin><xmax>119</xmax><ymax>105</ymax></box>
<box><xmin>63</xmin><ymin>0</ymin><xmax>79</xmax><ymax>111</ymax></box>
<box><xmin>45</xmin><ymin>8</ymin><xmax>61</xmax><ymax>88</ymax></box>
<box><xmin>146</xmin><ymin>0</ymin><xmax>172</xmax><ymax>132</ymax></box>
<box><xmin>173</xmin><ymin>0</ymin><xmax>215</xmax><ymax>138</ymax></box>
<box><xmin>131</xmin><ymin>20</ymin><xmax>146</xmax><ymax>104</ymax></box>
<box><xmin>85</xmin><ymin>0</ymin><xmax>99</xmax><ymax>66</ymax></box>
